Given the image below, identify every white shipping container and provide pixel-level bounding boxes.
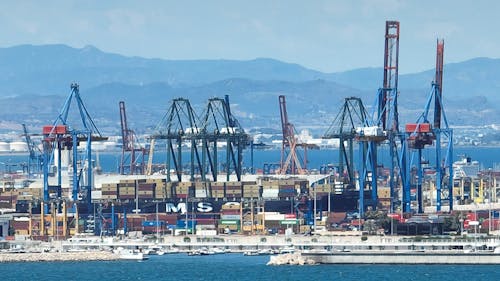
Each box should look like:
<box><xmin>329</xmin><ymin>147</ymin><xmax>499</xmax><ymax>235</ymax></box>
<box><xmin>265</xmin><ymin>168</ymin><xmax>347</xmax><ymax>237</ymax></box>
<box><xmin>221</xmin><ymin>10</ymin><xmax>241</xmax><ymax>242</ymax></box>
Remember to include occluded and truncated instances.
<box><xmin>221</xmin><ymin>215</ymin><xmax>241</xmax><ymax>220</ymax></box>
<box><xmin>91</xmin><ymin>190</ymin><xmax>102</xmax><ymax>199</ymax></box>
<box><xmin>262</xmin><ymin>189</ymin><xmax>279</xmax><ymax>197</ymax></box>
<box><xmin>196</xmin><ymin>229</ymin><xmax>217</xmax><ymax>236</ymax></box>
<box><xmin>264</xmin><ymin>214</ymin><xmax>286</xmax><ymax>221</ymax></box>
<box><xmin>220</xmin><ymin>127</ymin><xmax>238</xmax><ymax>134</ymax></box>
<box><xmin>195</xmin><ymin>189</ymin><xmax>208</xmax><ymax>198</ymax></box>
<box><xmin>356</xmin><ymin>126</ymin><xmax>384</xmax><ymax>137</ymax></box>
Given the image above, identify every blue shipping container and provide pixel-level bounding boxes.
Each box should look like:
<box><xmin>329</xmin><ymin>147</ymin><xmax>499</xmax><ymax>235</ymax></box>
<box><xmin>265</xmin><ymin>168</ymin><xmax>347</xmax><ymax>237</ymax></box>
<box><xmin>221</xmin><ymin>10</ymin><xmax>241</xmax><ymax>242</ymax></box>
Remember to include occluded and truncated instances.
<box><xmin>177</xmin><ymin>220</ymin><xmax>197</xmax><ymax>228</ymax></box>
<box><xmin>142</xmin><ymin>221</ymin><xmax>164</xmax><ymax>227</ymax></box>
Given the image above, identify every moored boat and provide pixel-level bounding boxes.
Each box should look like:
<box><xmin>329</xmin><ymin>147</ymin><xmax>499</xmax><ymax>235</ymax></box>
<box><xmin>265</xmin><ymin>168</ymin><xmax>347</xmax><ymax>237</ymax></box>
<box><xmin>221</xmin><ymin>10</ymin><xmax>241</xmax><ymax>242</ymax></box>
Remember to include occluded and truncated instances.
<box><xmin>114</xmin><ymin>247</ymin><xmax>148</xmax><ymax>260</ymax></box>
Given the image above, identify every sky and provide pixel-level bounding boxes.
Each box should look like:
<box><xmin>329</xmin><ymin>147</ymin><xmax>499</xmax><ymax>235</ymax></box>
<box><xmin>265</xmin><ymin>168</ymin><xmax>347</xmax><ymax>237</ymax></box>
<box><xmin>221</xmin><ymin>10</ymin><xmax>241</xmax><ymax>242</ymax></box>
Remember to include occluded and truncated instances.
<box><xmin>0</xmin><ymin>0</ymin><xmax>499</xmax><ymax>74</ymax></box>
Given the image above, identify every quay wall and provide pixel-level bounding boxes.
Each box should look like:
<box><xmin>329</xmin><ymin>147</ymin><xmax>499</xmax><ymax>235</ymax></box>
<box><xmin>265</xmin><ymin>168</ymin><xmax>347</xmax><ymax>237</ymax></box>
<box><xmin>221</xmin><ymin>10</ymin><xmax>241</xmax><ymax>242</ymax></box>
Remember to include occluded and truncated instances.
<box><xmin>0</xmin><ymin>251</ymin><xmax>117</xmax><ymax>263</ymax></box>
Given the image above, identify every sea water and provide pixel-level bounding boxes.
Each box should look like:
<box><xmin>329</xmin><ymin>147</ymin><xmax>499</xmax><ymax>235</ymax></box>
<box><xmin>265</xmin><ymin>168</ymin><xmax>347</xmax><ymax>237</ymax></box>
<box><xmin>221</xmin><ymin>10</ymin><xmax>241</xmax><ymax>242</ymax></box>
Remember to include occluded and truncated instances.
<box><xmin>1</xmin><ymin>147</ymin><xmax>498</xmax><ymax>174</ymax></box>
<box><xmin>1</xmin><ymin>253</ymin><xmax>500</xmax><ymax>281</ymax></box>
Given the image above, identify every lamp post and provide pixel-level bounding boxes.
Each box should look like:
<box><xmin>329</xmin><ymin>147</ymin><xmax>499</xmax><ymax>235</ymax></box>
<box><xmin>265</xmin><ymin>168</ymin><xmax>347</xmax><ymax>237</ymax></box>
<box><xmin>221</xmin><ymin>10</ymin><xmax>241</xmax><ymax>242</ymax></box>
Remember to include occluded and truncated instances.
<box><xmin>155</xmin><ymin>202</ymin><xmax>159</xmax><ymax>241</ymax></box>
<box><xmin>313</xmin><ymin>184</ymin><xmax>317</xmax><ymax>233</ymax></box>
<box><xmin>489</xmin><ymin>169</ymin><xmax>492</xmax><ymax>234</ymax></box>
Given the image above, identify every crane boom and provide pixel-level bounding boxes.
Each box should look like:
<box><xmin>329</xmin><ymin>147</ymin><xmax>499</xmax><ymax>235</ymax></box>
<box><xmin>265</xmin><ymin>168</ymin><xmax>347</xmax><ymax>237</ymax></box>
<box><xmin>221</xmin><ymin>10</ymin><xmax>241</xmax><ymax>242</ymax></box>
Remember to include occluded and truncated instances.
<box><xmin>146</xmin><ymin>138</ymin><xmax>155</xmax><ymax>176</ymax></box>
<box><xmin>22</xmin><ymin>124</ymin><xmax>38</xmax><ymax>159</ymax></box>
<box><xmin>278</xmin><ymin>95</ymin><xmax>305</xmax><ymax>174</ymax></box>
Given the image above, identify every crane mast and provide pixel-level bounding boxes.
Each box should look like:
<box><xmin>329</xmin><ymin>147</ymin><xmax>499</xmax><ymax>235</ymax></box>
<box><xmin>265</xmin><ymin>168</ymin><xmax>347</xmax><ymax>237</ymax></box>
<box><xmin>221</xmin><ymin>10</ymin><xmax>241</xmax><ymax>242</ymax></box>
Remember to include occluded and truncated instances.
<box><xmin>279</xmin><ymin>95</ymin><xmax>306</xmax><ymax>175</ymax></box>
<box><xmin>119</xmin><ymin>101</ymin><xmax>146</xmax><ymax>175</ymax></box>
<box><xmin>434</xmin><ymin>39</ymin><xmax>444</xmax><ymax>129</ymax></box>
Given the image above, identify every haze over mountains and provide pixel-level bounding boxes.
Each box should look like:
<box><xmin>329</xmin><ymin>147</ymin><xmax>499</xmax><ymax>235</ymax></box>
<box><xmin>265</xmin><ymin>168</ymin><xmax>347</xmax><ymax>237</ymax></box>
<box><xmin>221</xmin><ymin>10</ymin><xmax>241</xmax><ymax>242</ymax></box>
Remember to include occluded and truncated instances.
<box><xmin>0</xmin><ymin>44</ymin><xmax>498</xmax><ymax>135</ymax></box>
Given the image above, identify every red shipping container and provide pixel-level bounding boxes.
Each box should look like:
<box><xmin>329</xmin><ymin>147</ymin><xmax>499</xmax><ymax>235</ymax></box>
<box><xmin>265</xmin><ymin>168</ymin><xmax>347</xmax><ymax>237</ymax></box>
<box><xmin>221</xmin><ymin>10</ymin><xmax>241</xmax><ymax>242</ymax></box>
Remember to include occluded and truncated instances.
<box><xmin>405</xmin><ymin>123</ymin><xmax>431</xmax><ymax>133</ymax></box>
<box><xmin>42</xmin><ymin>125</ymin><xmax>67</xmax><ymax>135</ymax></box>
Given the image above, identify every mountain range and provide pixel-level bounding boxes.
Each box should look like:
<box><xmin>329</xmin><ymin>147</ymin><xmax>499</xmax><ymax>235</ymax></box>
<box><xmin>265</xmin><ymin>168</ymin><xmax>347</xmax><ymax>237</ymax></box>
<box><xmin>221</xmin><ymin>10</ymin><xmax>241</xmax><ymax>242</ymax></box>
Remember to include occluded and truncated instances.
<box><xmin>0</xmin><ymin>44</ymin><xmax>498</xmax><ymax>136</ymax></box>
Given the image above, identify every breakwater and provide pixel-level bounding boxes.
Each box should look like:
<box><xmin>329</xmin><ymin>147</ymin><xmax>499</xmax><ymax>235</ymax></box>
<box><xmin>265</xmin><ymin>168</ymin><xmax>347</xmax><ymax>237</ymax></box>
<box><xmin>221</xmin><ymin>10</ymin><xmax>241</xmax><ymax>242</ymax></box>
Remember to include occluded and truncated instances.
<box><xmin>0</xmin><ymin>251</ymin><xmax>117</xmax><ymax>263</ymax></box>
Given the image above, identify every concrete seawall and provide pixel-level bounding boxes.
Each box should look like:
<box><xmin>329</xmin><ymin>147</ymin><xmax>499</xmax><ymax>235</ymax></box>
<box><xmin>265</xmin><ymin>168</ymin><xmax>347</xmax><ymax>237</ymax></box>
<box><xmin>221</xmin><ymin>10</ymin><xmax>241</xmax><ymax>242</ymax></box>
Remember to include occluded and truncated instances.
<box><xmin>302</xmin><ymin>251</ymin><xmax>500</xmax><ymax>264</ymax></box>
<box><xmin>0</xmin><ymin>251</ymin><xmax>118</xmax><ymax>263</ymax></box>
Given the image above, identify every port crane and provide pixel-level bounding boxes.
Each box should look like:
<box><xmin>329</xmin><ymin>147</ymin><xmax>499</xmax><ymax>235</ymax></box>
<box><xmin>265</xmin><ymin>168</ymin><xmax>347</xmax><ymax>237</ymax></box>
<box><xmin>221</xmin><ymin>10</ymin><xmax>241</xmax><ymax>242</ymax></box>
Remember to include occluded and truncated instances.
<box><xmin>278</xmin><ymin>95</ymin><xmax>309</xmax><ymax>175</ymax></box>
<box><xmin>21</xmin><ymin>123</ymin><xmax>43</xmax><ymax>177</ymax></box>
<box><xmin>357</xmin><ymin>21</ymin><xmax>408</xmax><ymax>215</ymax></box>
<box><xmin>119</xmin><ymin>101</ymin><xmax>147</xmax><ymax>175</ymax></box>
<box><xmin>323</xmin><ymin>97</ymin><xmax>370</xmax><ymax>185</ymax></box>
<box><xmin>200</xmin><ymin>95</ymin><xmax>249</xmax><ymax>181</ymax></box>
<box><xmin>39</xmin><ymin>83</ymin><xmax>106</xmax><ymax>237</ymax></box>
<box><xmin>151</xmin><ymin>98</ymin><xmax>203</xmax><ymax>182</ymax></box>
<box><xmin>404</xmin><ymin>39</ymin><xmax>453</xmax><ymax>212</ymax></box>
<box><xmin>152</xmin><ymin>96</ymin><xmax>248</xmax><ymax>182</ymax></box>
<box><xmin>42</xmin><ymin>83</ymin><xmax>107</xmax><ymax>206</ymax></box>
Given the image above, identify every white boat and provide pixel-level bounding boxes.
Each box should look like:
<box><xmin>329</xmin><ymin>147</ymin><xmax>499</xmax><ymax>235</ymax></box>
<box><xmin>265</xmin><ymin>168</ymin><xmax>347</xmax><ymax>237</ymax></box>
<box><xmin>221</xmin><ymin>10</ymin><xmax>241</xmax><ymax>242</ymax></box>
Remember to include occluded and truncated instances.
<box><xmin>114</xmin><ymin>247</ymin><xmax>148</xmax><ymax>260</ymax></box>
<box><xmin>279</xmin><ymin>247</ymin><xmax>295</xmax><ymax>254</ymax></box>
<box><xmin>243</xmin><ymin>250</ymin><xmax>260</xmax><ymax>256</ymax></box>
<box><xmin>244</xmin><ymin>249</ymin><xmax>275</xmax><ymax>256</ymax></box>
<box><xmin>163</xmin><ymin>248</ymin><xmax>180</xmax><ymax>254</ymax></box>
<box><xmin>187</xmin><ymin>249</ymin><xmax>202</xmax><ymax>256</ymax></box>
<box><xmin>188</xmin><ymin>247</ymin><xmax>226</xmax><ymax>256</ymax></box>
<box><xmin>145</xmin><ymin>246</ymin><xmax>165</xmax><ymax>256</ymax></box>
<box><xmin>258</xmin><ymin>249</ymin><xmax>276</xmax><ymax>255</ymax></box>
<box><xmin>211</xmin><ymin>247</ymin><xmax>226</xmax><ymax>255</ymax></box>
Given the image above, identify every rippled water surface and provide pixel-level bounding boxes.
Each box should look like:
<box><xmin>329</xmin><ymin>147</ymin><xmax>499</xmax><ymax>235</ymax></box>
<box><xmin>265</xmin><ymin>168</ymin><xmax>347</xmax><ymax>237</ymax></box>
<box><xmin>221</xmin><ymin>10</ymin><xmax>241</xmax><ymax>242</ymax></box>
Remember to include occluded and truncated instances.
<box><xmin>2</xmin><ymin>253</ymin><xmax>500</xmax><ymax>281</ymax></box>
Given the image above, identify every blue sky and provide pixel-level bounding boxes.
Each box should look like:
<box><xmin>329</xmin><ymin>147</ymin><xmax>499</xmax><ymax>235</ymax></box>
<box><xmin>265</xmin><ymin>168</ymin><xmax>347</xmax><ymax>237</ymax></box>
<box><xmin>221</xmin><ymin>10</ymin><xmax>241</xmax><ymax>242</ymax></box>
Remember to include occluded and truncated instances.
<box><xmin>0</xmin><ymin>0</ymin><xmax>498</xmax><ymax>73</ymax></box>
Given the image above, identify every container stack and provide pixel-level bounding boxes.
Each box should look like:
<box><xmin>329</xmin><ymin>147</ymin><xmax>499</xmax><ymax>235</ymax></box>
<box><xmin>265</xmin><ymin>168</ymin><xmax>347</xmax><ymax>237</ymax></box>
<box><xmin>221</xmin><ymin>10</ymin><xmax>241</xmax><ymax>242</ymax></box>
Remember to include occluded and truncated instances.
<box><xmin>219</xmin><ymin>203</ymin><xmax>241</xmax><ymax>233</ymax></box>
<box><xmin>210</xmin><ymin>182</ymin><xmax>225</xmax><ymax>198</ymax></box>
<box><xmin>91</xmin><ymin>190</ymin><xmax>102</xmax><ymax>200</ymax></box>
<box><xmin>124</xmin><ymin>214</ymin><xmax>144</xmax><ymax>232</ymax></box>
<box><xmin>311</xmin><ymin>183</ymin><xmax>332</xmax><ymax>199</ymax></box>
<box><xmin>101</xmin><ymin>183</ymin><xmax>118</xmax><ymax>200</ymax></box>
<box><xmin>242</xmin><ymin>182</ymin><xmax>260</xmax><ymax>198</ymax></box>
<box><xmin>194</xmin><ymin>181</ymin><xmax>208</xmax><ymax>198</ymax></box>
<box><xmin>166</xmin><ymin>182</ymin><xmax>177</xmax><ymax>199</ymax></box>
<box><xmin>188</xmin><ymin>213</ymin><xmax>218</xmax><ymax>229</ymax></box>
<box><xmin>262</xmin><ymin>180</ymin><xmax>279</xmax><ymax>199</ymax></box>
<box><xmin>16</xmin><ymin>192</ymin><xmax>33</xmax><ymax>202</ymax></box>
<box><xmin>220</xmin><ymin>202</ymin><xmax>241</xmax><ymax>220</ymax></box>
<box><xmin>12</xmin><ymin>218</ymin><xmax>30</xmax><ymax>236</ymax></box>
<box><xmin>378</xmin><ymin>187</ymin><xmax>391</xmax><ymax>209</ymax></box>
<box><xmin>225</xmin><ymin>181</ymin><xmax>242</xmax><ymax>199</ymax></box>
<box><xmin>0</xmin><ymin>193</ymin><xmax>16</xmax><ymax>209</ymax></box>
<box><xmin>144</xmin><ymin>178</ymin><xmax>167</xmax><ymax>200</ymax></box>
<box><xmin>137</xmin><ymin>181</ymin><xmax>155</xmax><ymax>200</ymax></box>
<box><xmin>175</xmin><ymin>182</ymin><xmax>193</xmax><ymax>199</ymax></box>
<box><xmin>118</xmin><ymin>179</ymin><xmax>136</xmax><ymax>200</ymax></box>
<box><xmin>278</xmin><ymin>180</ymin><xmax>297</xmax><ymax>199</ymax></box>
<box><xmin>294</xmin><ymin>179</ymin><xmax>310</xmax><ymax>194</ymax></box>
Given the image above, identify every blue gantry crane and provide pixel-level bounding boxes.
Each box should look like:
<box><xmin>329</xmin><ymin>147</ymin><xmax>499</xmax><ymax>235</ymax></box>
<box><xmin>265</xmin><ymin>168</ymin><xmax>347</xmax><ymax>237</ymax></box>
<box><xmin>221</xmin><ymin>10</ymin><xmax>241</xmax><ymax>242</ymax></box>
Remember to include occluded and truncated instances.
<box><xmin>21</xmin><ymin>123</ymin><xmax>43</xmax><ymax>178</ymax></box>
<box><xmin>42</xmin><ymin>83</ymin><xmax>107</xmax><ymax>210</ymax></box>
<box><xmin>404</xmin><ymin>39</ymin><xmax>453</xmax><ymax>213</ymax></box>
<box><xmin>356</xmin><ymin>21</ymin><xmax>408</xmax><ymax>216</ymax></box>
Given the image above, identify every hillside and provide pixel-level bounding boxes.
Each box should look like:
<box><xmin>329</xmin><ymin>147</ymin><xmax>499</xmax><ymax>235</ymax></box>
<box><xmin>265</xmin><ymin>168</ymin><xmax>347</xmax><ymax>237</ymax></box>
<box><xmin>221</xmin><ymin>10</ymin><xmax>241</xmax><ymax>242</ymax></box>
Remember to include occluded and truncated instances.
<box><xmin>0</xmin><ymin>44</ymin><xmax>498</xmax><ymax>135</ymax></box>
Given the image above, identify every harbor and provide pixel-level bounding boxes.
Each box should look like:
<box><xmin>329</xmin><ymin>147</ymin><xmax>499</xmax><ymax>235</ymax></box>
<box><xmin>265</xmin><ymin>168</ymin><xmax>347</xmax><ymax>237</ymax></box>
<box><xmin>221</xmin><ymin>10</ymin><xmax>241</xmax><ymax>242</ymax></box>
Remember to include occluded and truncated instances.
<box><xmin>2</xmin><ymin>4</ymin><xmax>500</xmax><ymax>277</ymax></box>
<box><xmin>3</xmin><ymin>232</ymin><xmax>500</xmax><ymax>264</ymax></box>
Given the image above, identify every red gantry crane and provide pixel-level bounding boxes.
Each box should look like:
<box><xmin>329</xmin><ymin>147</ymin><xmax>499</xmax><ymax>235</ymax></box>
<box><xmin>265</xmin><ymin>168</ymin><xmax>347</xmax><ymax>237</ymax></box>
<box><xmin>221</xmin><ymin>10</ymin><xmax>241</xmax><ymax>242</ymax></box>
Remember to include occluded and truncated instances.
<box><xmin>119</xmin><ymin>101</ymin><xmax>147</xmax><ymax>175</ymax></box>
<box><xmin>278</xmin><ymin>95</ymin><xmax>308</xmax><ymax>175</ymax></box>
